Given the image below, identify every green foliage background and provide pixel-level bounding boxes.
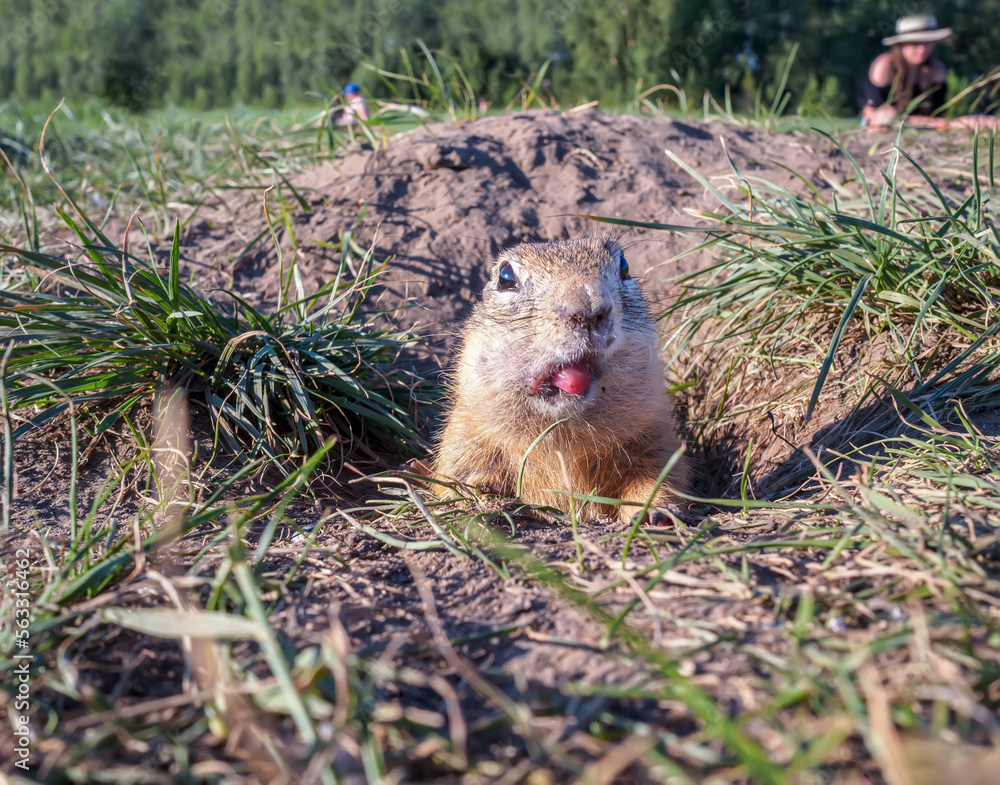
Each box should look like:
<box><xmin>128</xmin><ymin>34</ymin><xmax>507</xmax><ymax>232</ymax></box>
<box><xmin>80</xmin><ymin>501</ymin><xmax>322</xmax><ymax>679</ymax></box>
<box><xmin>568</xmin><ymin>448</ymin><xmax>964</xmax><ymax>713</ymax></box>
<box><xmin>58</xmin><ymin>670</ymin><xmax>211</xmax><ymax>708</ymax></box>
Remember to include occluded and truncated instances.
<box><xmin>2</xmin><ymin>0</ymin><xmax>1000</xmax><ymax>113</ymax></box>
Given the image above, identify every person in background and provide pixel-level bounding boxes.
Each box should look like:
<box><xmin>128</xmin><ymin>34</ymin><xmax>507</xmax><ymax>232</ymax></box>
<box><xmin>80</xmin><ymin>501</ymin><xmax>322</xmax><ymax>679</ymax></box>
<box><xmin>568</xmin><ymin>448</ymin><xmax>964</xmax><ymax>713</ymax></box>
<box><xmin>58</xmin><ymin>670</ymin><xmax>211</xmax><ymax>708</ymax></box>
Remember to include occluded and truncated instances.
<box><xmin>860</xmin><ymin>13</ymin><xmax>998</xmax><ymax>132</ymax></box>
<box><xmin>337</xmin><ymin>82</ymin><xmax>369</xmax><ymax>125</ymax></box>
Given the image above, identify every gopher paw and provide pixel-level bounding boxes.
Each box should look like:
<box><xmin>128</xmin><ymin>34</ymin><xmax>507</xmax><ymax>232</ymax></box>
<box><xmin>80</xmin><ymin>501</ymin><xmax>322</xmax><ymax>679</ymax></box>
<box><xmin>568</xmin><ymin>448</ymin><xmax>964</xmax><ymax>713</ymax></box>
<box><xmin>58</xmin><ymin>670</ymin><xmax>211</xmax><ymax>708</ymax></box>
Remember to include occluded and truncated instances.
<box><xmin>631</xmin><ymin>505</ymin><xmax>683</xmax><ymax>527</ymax></box>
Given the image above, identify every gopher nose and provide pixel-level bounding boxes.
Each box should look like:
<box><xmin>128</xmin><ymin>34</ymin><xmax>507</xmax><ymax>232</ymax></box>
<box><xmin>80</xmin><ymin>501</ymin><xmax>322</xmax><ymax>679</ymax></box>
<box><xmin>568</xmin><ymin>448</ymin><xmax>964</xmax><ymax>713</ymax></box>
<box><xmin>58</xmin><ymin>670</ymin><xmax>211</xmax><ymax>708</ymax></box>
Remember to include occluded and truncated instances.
<box><xmin>560</xmin><ymin>298</ymin><xmax>614</xmax><ymax>350</ymax></box>
<box><xmin>566</xmin><ymin>305</ymin><xmax>610</xmax><ymax>329</ymax></box>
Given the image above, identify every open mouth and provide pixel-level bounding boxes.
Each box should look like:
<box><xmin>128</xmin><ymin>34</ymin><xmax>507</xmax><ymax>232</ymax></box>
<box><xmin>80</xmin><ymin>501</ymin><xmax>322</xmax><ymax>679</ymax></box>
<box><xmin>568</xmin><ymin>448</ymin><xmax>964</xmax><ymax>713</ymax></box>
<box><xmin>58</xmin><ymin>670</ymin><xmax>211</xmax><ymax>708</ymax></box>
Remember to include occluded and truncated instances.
<box><xmin>529</xmin><ymin>358</ymin><xmax>595</xmax><ymax>398</ymax></box>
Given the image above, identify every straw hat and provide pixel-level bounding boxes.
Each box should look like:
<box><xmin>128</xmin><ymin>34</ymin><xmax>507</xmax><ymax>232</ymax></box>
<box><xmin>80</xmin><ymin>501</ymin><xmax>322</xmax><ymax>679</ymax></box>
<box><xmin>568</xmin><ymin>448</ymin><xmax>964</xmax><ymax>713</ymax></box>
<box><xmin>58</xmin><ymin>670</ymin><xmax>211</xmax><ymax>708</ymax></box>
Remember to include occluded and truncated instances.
<box><xmin>882</xmin><ymin>14</ymin><xmax>952</xmax><ymax>45</ymax></box>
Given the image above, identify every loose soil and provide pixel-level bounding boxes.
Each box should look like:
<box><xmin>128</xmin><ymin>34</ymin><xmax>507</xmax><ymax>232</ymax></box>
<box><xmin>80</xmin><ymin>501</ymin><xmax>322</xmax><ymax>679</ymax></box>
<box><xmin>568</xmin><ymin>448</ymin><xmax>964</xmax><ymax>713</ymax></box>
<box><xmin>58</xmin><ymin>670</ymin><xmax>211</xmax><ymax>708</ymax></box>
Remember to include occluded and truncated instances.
<box><xmin>180</xmin><ymin>109</ymin><xmax>966</xmax><ymax>362</ymax></box>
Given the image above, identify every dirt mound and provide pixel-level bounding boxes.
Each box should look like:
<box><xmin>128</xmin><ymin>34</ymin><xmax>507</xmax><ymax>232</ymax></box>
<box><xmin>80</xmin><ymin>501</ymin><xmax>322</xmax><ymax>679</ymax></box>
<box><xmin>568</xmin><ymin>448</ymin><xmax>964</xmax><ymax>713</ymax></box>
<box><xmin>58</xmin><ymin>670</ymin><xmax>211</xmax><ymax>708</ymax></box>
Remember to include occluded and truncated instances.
<box><xmin>183</xmin><ymin>110</ymin><xmax>874</xmax><ymax>361</ymax></box>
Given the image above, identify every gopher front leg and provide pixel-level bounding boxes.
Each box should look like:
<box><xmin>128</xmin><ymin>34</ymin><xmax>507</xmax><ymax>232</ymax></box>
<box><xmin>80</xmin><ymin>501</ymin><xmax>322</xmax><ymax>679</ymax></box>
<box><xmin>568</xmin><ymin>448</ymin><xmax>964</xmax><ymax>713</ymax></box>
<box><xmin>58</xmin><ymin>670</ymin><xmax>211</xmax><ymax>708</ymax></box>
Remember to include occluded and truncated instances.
<box><xmin>618</xmin><ymin>446</ymin><xmax>689</xmax><ymax>524</ymax></box>
<box><xmin>433</xmin><ymin>430</ymin><xmax>514</xmax><ymax>497</ymax></box>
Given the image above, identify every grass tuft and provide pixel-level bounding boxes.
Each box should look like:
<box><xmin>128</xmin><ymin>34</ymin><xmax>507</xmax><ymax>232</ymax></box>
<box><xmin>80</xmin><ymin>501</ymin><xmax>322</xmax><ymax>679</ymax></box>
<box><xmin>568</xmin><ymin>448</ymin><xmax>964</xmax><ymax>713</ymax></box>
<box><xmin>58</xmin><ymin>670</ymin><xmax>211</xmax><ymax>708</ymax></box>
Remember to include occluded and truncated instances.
<box><xmin>0</xmin><ymin>218</ymin><xmax>430</xmax><ymax>475</ymax></box>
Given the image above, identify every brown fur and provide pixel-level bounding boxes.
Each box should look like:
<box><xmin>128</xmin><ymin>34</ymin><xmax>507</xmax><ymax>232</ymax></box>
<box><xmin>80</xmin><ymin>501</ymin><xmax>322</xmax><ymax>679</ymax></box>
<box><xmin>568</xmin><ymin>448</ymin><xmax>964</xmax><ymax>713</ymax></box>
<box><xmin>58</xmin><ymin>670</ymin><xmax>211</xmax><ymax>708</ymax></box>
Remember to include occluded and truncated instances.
<box><xmin>434</xmin><ymin>237</ymin><xmax>688</xmax><ymax>521</ymax></box>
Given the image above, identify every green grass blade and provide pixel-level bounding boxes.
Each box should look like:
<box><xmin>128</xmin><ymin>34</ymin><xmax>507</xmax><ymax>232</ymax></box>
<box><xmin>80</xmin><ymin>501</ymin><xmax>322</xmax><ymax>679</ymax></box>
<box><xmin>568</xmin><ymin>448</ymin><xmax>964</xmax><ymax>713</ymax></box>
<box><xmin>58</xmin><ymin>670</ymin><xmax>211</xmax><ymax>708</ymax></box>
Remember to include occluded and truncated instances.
<box><xmin>805</xmin><ymin>274</ymin><xmax>871</xmax><ymax>423</ymax></box>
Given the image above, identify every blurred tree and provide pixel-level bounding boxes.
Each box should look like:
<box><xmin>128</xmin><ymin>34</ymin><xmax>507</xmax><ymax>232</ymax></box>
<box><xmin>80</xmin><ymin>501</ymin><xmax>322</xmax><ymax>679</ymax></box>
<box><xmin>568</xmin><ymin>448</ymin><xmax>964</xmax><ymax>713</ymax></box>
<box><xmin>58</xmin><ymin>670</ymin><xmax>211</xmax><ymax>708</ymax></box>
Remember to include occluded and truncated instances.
<box><xmin>553</xmin><ymin>0</ymin><xmax>676</xmax><ymax>103</ymax></box>
<box><xmin>97</xmin><ymin>0</ymin><xmax>162</xmax><ymax>111</ymax></box>
<box><xmin>1</xmin><ymin>0</ymin><xmax>999</xmax><ymax>114</ymax></box>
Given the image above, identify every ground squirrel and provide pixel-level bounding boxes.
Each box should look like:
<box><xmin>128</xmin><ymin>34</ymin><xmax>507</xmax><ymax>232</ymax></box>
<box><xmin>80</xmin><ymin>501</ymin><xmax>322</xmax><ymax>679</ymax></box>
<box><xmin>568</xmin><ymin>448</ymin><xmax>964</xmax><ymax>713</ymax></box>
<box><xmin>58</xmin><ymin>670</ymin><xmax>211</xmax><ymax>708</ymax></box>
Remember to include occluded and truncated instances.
<box><xmin>434</xmin><ymin>236</ymin><xmax>688</xmax><ymax>521</ymax></box>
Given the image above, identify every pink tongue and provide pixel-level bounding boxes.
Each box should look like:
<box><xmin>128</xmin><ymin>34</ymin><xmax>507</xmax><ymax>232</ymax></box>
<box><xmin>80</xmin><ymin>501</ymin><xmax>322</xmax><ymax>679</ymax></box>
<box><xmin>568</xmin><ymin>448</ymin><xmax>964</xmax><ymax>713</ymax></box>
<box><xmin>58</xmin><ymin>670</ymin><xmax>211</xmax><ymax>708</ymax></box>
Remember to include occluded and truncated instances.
<box><xmin>550</xmin><ymin>361</ymin><xmax>591</xmax><ymax>395</ymax></box>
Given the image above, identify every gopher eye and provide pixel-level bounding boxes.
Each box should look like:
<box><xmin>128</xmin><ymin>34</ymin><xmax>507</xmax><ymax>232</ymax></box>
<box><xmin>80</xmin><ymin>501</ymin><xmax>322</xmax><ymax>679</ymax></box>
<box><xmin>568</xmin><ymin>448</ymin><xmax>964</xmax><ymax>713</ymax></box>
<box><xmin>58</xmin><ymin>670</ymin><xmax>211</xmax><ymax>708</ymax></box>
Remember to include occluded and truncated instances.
<box><xmin>497</xmin><ymin>262</ymin><xmax>518</xmax><ymax>291</ymax></box>
<box><xmin>619</xmin><ymin>253</ymin><xmax>630</xmax><ymax>280</ymax></box>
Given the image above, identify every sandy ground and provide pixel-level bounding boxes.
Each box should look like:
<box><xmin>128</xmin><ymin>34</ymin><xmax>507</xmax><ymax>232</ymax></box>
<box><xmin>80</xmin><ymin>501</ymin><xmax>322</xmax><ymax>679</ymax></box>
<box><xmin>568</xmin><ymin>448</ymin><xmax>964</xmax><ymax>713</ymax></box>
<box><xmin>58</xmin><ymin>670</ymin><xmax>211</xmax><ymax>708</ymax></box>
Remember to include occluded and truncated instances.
<box><xmin>181</xmin><ymin>109</ymin><xmax>953</xmax><ymax>364</ymax></box>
